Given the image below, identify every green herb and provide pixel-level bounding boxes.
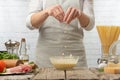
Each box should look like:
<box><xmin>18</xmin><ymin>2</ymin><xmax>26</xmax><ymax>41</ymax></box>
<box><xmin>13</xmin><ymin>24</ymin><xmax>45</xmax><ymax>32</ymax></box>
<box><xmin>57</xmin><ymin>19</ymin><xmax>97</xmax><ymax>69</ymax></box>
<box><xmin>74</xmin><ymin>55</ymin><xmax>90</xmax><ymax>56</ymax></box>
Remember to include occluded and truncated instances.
<box><xmin>29</xmin><ymin>61</ymin><xmax>34</xmax><ymax>64</ymax></box>
<box><xmin>0</xmin><ymin>51</ymin><xmax>19</xmax><ymax>59</ymax></box>
<box><xmin>98</xmin><ymin>68</ymin><xmax>104</xmax><ymax>72</ymax></box>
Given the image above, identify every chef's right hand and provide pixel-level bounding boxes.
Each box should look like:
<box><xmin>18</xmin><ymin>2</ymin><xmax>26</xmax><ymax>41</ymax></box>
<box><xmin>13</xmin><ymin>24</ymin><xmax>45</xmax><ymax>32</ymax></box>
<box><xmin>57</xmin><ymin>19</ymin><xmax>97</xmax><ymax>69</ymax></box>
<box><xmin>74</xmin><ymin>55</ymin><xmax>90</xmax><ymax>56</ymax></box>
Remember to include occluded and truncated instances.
<box><xmin>46</xmin><ymin>4</ymin><xmax>65</xmax><ymax>22</ymax></box>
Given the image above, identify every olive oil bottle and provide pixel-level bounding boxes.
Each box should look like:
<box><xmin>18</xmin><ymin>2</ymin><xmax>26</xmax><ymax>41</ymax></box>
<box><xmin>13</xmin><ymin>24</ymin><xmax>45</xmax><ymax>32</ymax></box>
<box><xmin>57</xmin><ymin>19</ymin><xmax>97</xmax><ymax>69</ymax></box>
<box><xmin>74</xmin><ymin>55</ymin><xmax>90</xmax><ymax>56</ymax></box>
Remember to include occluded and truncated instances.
<box><xmin>19</xmin><ymin>38</ymin><xmax>29</xmax><ymax>63</ymax></box>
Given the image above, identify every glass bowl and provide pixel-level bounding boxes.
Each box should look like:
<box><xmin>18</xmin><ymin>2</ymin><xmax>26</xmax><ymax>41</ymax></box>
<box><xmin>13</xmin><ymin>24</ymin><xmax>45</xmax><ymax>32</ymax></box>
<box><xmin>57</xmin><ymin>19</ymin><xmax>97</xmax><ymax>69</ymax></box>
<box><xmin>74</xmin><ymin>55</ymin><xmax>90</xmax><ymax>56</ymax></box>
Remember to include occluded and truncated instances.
<box><xmin>50</xmin><ymin>55</ymin><xmax>79</xmax><ymax>70</ymax></box>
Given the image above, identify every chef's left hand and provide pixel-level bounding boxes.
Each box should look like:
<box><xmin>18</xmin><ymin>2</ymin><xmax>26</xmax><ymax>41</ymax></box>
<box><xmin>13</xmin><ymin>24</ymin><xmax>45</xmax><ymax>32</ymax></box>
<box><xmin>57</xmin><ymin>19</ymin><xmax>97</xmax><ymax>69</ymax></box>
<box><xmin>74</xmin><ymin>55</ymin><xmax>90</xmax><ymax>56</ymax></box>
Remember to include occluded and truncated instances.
<box><xmin>63</xmin><ymin>7</ymin><xmax>81</xmax><ymax>24</ymax></box>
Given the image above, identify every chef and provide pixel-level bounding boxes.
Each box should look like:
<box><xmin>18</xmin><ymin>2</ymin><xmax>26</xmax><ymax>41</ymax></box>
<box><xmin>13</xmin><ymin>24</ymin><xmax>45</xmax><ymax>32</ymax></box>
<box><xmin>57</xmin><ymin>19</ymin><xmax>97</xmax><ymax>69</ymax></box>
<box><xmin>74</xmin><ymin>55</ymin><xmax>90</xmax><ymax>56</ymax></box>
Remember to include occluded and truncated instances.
<box><xmin>26</xmin><ymin>0</ymin><xmax>95</xmax><ymax>67</ymax></box>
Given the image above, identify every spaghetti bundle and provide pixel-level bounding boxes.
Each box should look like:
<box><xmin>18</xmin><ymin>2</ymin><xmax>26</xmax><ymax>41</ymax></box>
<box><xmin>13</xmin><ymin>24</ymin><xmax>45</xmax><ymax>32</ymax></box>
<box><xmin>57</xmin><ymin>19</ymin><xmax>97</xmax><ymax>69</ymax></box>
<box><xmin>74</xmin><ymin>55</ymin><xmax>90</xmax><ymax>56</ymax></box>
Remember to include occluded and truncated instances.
<box><xmin>97</xmin><ymin>26</ymin><xmax>120</xmax><ymax>55</ymax></box>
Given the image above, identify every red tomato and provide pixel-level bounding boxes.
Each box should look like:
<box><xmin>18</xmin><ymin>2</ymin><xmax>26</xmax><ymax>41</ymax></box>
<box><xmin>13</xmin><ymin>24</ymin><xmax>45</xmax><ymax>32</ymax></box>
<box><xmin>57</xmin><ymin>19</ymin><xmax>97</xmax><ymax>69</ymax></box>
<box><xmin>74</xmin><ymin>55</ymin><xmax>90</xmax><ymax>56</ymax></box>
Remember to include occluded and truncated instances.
<box><xmin>0</xmin><ymin>60</ymin><xmax>6</xmax><ymax>73</ymax></box>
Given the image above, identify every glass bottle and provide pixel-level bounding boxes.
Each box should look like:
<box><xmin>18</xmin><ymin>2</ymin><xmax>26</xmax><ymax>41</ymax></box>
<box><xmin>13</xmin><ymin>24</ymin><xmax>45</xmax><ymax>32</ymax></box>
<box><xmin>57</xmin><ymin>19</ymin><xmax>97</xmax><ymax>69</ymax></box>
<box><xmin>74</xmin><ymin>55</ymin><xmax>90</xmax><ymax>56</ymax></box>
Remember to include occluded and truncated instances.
<box><xmin>19</xmin><ymin>38</ymin><xmax>29</xmax><ymax>63</ymax></box>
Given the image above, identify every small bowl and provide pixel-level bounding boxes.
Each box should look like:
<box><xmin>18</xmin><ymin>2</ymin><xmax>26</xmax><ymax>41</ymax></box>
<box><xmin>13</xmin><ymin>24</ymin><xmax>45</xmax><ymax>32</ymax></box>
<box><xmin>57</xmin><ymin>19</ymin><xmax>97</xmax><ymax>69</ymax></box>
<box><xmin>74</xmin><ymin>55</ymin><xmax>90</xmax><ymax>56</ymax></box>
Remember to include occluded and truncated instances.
<box><xmin>50</xmin><ymin>55</ymin><xmax>79</xmax><ymax>70</ymax></box>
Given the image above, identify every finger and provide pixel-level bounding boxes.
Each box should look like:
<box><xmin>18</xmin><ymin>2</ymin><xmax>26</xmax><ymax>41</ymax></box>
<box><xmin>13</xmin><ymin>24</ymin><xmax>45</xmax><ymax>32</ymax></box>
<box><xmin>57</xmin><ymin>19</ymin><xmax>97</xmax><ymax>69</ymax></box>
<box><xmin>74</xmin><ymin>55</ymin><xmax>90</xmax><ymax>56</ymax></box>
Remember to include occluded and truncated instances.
<box><xmin>52</xmin><ymin>9</ymin><xmax>62</xmax><ymax>22</ymax></box>
<box><xmin>51</xmin><ymin>5</ymin><xmax>64</xmax><ymax>22</ymax></box>
<box><xmin>66</xmin><ymin>8</ymin><xmax>76</xmax><ymax>23</ymax></box>
<box><xmin>67</xmin><ymin>10</ymin><xmax>79</xmax><ymax>23</ymax></box>
<box><xmin>54</xmin><ymin>7</ymin><xmax>65</xmax><ymax>22</ymax></box>
<box><xmin>48</xmin><ymin>4</ymin><xmax>60</xmax><ymax>16</ymax></box>
<box><xmin>54</xmin><ymin>9</ymin><xmax>63</xmax><ymax>22</ymax></box>
<box><xmin>55</xmin><ymin>6</ymin><xmax>64</xmax><ymax>18</ymax></box>
<box><xmin>55</xmin><ymin>16</ymin><xmax>63</xmax><ymax>22</ymax></box>
<box><xmin>72</xmin><ymin>10</ymin><xmax>79</xmax><ymax>19</ymax></box>
<box><xmin>58</xmin><ymin>15</ymin><xmax>64</xmax><ymax>22</ymax></box>
<box><xmin>63</xmin><ymin>7</ymin><xmax>72</xmax><ymax>22</ymax></box>
<box><xmin>54</xmin><ymin>15</ymin><xmax>62</xmax><ymax>22</ymax></box>
<box><xmin>57</xmin><ymin>6</ymin><xmax>65</xmax><ymax>18</ymax></box>
<box><xmin>51</xmin><ymin>4</ymin><xmax>60</xmax><ymax>16</ymax></box>
<box><xmin>53</xmin><ymin>8</ymin><xmax>60</xmax><ymax>17</ymax></box>
<box><xmin>56</xmin><ymin>7</ymin><xmax>64</xmax><ymax>22</ymax></box>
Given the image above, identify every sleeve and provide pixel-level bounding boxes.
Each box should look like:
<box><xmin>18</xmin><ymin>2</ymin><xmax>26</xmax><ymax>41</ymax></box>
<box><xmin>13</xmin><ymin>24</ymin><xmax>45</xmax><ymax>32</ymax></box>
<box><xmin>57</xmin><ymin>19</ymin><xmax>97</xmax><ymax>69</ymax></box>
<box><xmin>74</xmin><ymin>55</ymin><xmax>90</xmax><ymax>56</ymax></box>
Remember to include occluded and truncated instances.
<box><xmin>82</xmin><ymin>0</ymin><xmax>95</xmax><ymax>31</ymax></box>
<box><xmin>26</xmin><ymin>0</ymin><xmax>43</xmax><ymax>30</ymax></box>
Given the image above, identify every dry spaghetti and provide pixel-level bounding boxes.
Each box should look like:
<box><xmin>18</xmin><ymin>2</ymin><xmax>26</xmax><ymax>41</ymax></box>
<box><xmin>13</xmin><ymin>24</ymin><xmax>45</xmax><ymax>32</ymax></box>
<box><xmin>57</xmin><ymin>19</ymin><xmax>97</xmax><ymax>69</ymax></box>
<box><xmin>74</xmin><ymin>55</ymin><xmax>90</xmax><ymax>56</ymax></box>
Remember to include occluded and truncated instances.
<box><xmin>97</xmin><ymin>26</ymin><xmax>120</xmax><ymax>55</ymax></box>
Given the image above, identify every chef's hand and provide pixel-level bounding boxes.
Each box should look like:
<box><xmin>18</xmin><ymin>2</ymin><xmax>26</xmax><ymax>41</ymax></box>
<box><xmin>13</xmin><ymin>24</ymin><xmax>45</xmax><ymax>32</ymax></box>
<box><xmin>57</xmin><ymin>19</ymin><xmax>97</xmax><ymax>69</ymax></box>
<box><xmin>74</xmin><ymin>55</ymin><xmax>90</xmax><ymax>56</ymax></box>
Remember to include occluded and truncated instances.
<box><xmin>63</xmin><ymin>7</ymin><xmax>81</xmax><ymax>24</ymax></box>
<box><xmin>46</xmin><ymin>4</ymin><xmax>65</xmax><ymax>22</ymax></box>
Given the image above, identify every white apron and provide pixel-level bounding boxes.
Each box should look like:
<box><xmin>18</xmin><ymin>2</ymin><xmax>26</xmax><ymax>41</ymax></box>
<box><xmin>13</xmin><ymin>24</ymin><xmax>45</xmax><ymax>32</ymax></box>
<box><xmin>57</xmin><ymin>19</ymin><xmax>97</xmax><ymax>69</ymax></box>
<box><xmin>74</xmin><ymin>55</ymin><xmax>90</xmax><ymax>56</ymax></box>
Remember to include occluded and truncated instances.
<box><xmin>35</xmin><ymin>0</ymin><xmax>87</xmax><ymax>68</ymax></box>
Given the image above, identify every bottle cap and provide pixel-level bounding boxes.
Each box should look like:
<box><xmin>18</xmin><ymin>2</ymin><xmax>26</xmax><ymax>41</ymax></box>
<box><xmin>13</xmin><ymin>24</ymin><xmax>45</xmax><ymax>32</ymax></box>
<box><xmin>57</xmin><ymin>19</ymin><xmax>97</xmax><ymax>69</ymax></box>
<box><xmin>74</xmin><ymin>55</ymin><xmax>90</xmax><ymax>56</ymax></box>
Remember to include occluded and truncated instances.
<box><xmin>21</xmin><ymin>38</ymin><xmax>26</xmax><ymax>42</ymax></box>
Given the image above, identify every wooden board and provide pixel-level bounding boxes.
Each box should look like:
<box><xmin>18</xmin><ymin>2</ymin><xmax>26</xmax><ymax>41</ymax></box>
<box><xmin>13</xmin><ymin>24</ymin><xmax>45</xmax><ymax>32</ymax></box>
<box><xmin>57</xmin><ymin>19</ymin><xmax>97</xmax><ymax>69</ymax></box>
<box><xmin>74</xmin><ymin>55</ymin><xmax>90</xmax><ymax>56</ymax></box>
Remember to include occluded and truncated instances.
<box><xmin>33</xmin><ymin>67</ymin><xmax>99</xmax><ymax>80</ymax></box>
<box><xmin>66</xmin><ymin>67</ymin><xmax>99</xmax><ymax>80</ymax></box>
<box><xmin>33</xmin><ymin>67</ymin><xmax>65</xmax><ymax>80</ymax></box>
<box><xmin>1</xmin><ymin>67</ymin><xmax>120</xmax><ymax>80</ymax></box>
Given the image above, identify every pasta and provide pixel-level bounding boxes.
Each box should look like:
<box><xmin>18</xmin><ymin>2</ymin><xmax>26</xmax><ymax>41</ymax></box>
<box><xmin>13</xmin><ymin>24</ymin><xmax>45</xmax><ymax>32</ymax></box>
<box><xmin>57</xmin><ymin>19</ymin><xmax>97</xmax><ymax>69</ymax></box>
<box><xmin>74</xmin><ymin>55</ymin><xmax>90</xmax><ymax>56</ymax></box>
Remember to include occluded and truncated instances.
<box><xmin>96</xmin><ymin>26</ymin><xmax>120</xmax><ymax>55</ymax></box>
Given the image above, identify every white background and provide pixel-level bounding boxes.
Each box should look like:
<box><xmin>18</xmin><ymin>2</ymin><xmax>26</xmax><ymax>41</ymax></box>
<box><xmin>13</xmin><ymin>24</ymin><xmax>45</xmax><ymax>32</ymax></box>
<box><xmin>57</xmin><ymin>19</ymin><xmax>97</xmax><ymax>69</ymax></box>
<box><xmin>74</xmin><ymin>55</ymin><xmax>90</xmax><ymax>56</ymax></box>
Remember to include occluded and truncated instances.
<box><xmin>0</xmin><ymin>0</ymin><xmax>120</xmax><ymax>67</ymax></box>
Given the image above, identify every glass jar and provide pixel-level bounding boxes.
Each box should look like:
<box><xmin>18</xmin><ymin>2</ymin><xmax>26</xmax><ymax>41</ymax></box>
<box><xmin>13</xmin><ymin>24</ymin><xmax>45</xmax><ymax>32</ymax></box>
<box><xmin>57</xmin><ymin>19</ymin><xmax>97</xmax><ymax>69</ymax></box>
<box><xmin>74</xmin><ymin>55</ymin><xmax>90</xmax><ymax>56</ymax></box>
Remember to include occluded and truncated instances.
<box><xmin>97</xmin><ymin>45</ymin><xmax>110</xmax><ymax>64</ymax></box>
<box><xmin>108</xmin><ymin>40</ymin><xmax>120</xmax><ymax>64</ymax></box>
